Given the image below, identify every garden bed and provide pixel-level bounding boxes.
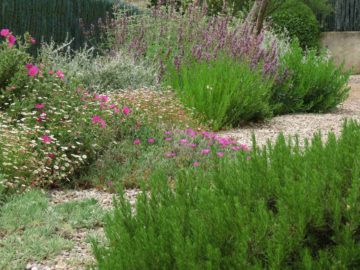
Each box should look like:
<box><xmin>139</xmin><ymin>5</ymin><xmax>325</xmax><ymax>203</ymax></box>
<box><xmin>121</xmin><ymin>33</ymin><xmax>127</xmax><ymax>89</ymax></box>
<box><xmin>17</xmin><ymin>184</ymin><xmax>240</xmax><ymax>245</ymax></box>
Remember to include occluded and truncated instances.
<box><xmin>21</xmin><ymin>77</ymin><xmax>360</xmax><ymax>270</ymax></box>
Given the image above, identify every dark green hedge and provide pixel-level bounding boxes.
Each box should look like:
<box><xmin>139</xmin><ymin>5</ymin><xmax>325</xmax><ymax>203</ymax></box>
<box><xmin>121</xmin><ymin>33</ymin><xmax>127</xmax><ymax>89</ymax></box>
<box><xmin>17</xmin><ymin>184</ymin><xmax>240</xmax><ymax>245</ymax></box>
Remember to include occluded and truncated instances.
<box><xmin>0</xmin><ymin>0</ymin><xmax>139</xmax><ymax>51</ymax></box>
<box><xmin>271</xmin><ymin>0</ymin><xmax>321</xmax><ymax>49</ymax></box>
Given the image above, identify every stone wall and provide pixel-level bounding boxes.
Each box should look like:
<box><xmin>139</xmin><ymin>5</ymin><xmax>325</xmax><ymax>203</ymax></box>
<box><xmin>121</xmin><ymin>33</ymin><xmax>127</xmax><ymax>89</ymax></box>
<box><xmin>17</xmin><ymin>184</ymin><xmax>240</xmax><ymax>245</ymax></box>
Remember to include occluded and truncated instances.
<box><xmin>321</xmin><ymin>32</ymin><xmax>360</xmax><ymax>74</ymax></box>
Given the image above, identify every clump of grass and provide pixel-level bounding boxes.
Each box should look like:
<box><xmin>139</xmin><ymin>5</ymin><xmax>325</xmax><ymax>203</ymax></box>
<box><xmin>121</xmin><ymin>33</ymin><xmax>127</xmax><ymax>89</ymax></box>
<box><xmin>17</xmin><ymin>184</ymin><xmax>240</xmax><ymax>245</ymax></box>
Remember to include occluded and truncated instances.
<box><xmin>0</xmin><ymin>190</ymin><xmax>106</xmax><ymax>269</ymax></box>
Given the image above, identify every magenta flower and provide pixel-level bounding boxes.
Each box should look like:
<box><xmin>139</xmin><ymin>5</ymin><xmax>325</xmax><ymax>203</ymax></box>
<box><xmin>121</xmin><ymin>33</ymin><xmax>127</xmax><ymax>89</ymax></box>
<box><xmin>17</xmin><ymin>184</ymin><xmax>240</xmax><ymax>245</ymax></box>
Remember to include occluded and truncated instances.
<box><xmin>164</xmin><ymin>137</ymin><xmax>173</xmax><ymax>141</ymax></box>
<box><xmin>92</xmin><ymin>115</ymin><xmax>102</xmax><ymax>124</ymax></box>
<box><xmin>35</xmin><ymin>103</ymin><xmax>45</xmax><ymax>109</ymax></box>
<box><xmin>114</xmin><ymin>108</ymin><xmax>120</xmax><ymax>113</ymax></box>
<box><xmin>217</xmin><ymin>152</ymin><xmax>224</xmax><ymax>157</ymax></box>
<box><xmin>0</xmin><ymin>29</ymin><xmax>10</xmax><ymax>37</ymax></box>
<box><xmin>56</xmin><ymin>70</ymin><xmax>65</xmax><ymax>79</ymax></box>
<box><xmin>240</xmin><ymin>144</ymin><xmax>249</xmax><ymax>151</ymax></box>
<box><xmin>164</xmin><ymin>152</ymin><xmax>176</xmax><ymax>158</ymax></box>
<box><xmin>25</xmin><ymin>64</ymin><xmax>33</xmax><ymax>70</ymax></box>
<box><xmin>7</xmin><ymin>35</ymin><xmax>16</xmax><ymax>47</ymax></box>
<box><xmin>147</xmin><ymin>138</ymin><xmax>155</xmax><ymax>144</ymax></box>
<box><xmin>109</xmin><ymin>104</ymin><xmax>116</xmax><ymax>109</ymax></box>
<box><xmin>134</xmin><ymin>139</ymin><xmax>141</xmax><ymax>145</ymax></box>
<box><xmin>232</xmin><ymin>146</ymin><xmax>241</xmax><ymax>151</ymax></box>
<box><xmin>201</xmin><ymin>149</ymin><xmax>211</xmax><ymax>155</ymax></box>
<box><xmin>189</xmin><ymin>143</ymin><xmax>197</xmax><ymax>149</ymax></box>
<box><xmin>99</xmin><ymin>119</ymin><xmax>106</xmax><ymax>128</ymax></box>
<box><xmin>164</xmin><ymin>131</ymin><xmax>172</xmax><ymax>135</ymax></box>
<box><xmin>41</xmin><ymin>135</ymin><xmax>52</xmax><ymax>144</ymax></box>
<box><xmin>28</xmin><ymin>65</ymin><xmax>39</xmax><ymax>77</ymax></box>
<box><xmin>123</xmin><ymin>106</ymin><xmax>131</xmax><ymax>115</ymax></box>
<box><xmin>179</xmin><ymin>139</ymin><xmax>188</xmax><ymax>144</ymax></box>
<box><xmin>185</xmin><ymin>128</ymin><xmax>197</xmax><ymax>137</ymax></box>
<box><xmin>193</xmin><ymin>161</ymin><xmax>200</xmax><ymax>167</ymax></box>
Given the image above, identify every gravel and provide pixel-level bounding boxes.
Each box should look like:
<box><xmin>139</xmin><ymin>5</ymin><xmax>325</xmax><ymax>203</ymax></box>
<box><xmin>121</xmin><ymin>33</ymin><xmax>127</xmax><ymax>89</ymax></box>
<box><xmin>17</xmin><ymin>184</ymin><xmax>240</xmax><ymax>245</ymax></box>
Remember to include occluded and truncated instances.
<box><xmin>26</xmin><ymin>76</ymin><xmax>360</xmax><ymax>269</ymax></box>
<box><xmin>220</xmin><ymin>77</ymin><xmax>360</xmax><ymax>147</ymax></box>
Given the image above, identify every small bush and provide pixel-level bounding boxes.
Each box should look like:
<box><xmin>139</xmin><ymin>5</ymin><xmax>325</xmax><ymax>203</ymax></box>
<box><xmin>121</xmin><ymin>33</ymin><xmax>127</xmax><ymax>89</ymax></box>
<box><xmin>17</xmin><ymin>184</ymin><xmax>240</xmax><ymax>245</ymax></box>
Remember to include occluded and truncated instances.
<box><xmin>38</xmin><ymin>42</ymin><xmax>158</xmax><ymax>91</ymax></box>
<box><xmin>93</xmin><ymin>120</ymin><xmax>360</xmax><ymax>269</ymax></box>
<box><xmin>0</xmin><ymin>31</ymin><xmax>138</xmax><ymax>189</ymax></box>
<box><xmin>165</xmin><ymin>56</ymin><xmax>273</xmax><ymax>130</ymax></box>
<box><xmin>271</xmin><ymin>41</ymin><xmax>350</xmax><ymax>114</ymax></box>
<box><xmin>271</xmin><ymin>0</ymin><xmax>321</xmax><ymax>49</ymax></box>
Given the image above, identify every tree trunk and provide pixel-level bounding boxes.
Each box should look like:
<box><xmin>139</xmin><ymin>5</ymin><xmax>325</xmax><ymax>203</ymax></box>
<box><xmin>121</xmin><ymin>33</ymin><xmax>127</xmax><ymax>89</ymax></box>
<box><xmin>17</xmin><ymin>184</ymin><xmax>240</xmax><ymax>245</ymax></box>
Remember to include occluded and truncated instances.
<box><xmin>255</xmin><ymin>0</ymin><xmax>269</xmax><ymax>34</ymax></box>
<box><xmin>245</xmin><ymin>0</ymin><xmax>269</xmax><ymax>35</ymax></box>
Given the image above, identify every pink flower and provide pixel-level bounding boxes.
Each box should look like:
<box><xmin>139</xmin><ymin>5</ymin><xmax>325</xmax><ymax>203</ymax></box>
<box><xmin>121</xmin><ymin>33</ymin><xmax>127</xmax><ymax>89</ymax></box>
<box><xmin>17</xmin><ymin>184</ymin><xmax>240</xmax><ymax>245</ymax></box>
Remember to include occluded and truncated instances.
<box><xmin>134</xmin><ymin>139</ymin><xmax>141</xmax><ymax>145</ymax></box>
<box><xmin>201</xmin><ymin>149</ymin><xmax>211</xmax><ymax>155</ymax></box>
<box><xmin>189</xmin><ymin>143</ymin><xmax>197</xmax><ymax>149</ymax></box>
<box><xmin>99</xmin><ymin>119</ymin><xmax>106</xmax><ymax>128</ymax></box>
<box><xmin>185</xmin><ymin>128</ymin><xmax>197</xmax><ymax>137</ymax></box>
<box><xmin>41</xmin><ymin>135</ymin><xmax>52</xmax><ymax>144</ymax></box>
<box><xmin>30</xmin><ymin>37</ymin><xmax>36</xmax><ymax>44</ymax></box>
<box><xmin>246</xmin><ymin>156</ymin><xmax>251</xmax><ymax>161</ymax></box>
<box><xmin>56</xmin><ymin>70</ymin><xmax>65</xmax><ymax>79</ymax></box>
<box><xmin>0</xmin><ymin>29</ymin><xmax>10</xmax><ymax>37</ymax></box>
<box><xmin>123</xmin><ymin>106</ymin><xmax>131</xmax><ymax>115</ymax></box>
<box><xmin>164</xmin><ymin>131</ymin><xmax>172</xmax><ymax>135</ymax></box>
<box><xmin>164</xmin><ymin>152</ymin><xmax>176</xmax><ymax>158</ymax></box>
<box><xmin>164</xmin><ymin>137</ymin><xmax>172</xmax><ymax>141</ymax></box>
<box><xmin>92</xmin><ymin>115</ymin><xmax>102</xmax><ymax>124</ymax></box>
<box><xmin>25</xmin><ymin>64</ymin><xmax>33</xmax><ymax>70</ymax></box>
<box><xmin>231</xmin><ymin>146</ymin><xmax>241</xmax><ymax>151</ymax></box>
<box><xmin>179</xmin><ymin>139</ymin><xmax>188</xmax><ymax>144</ymax></box>
<box><xmin>240</xmin><ymin>144</ymin><xmax>249</xmax><ymax>151</ymax></box>
<box><xmin>48</xmin><ymin>70</ymin><xmax>54</xmax><ymax>75</ymax></box>
<box><xmin>28</xmin><ymin>65</ymin><xmax>39</xmax><ymax>77</ymax></box>
<box><xmin>47</xmin><ymin>153</ymin><xmax>56</xmax><ymax>159</ymax></box>
<box><xmin>109</xmin><ymin>104</ymin><xmax>116</xmax><ymax>109</ymax></box>
<box><xmin>217</xmin><ymin>152</ymin><xmax>224</xmax><ymax>157</ymax></box>
<box><xmin>7</xmin><ymin>35</ymin><xmax>16</xmax><ymax>47</ymax></box>
<box><xmin>114</xmin><ymin>108</ymin><xmax>120</xmax><ymax>113</ymax></box>
<box><xmin>193</xmin><ymin>161</ymin><xmax>200</xmax><ymax>167</ymax></box>
<box><xmin>147</xmin><ymin>138</ymin><xmax>155</xmax><ymax>144</ymax></box>
<box><xmin>35</xmin><ymin>103</ymin><xmax>45</xmax><ymax>109</ymax></box>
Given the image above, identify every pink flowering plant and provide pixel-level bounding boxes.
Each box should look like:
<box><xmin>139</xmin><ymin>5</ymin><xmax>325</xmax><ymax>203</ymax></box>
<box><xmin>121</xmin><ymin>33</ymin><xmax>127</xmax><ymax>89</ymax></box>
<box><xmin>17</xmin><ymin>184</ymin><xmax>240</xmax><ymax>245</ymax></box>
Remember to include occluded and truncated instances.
<box><xmin>81</xmin><ymin>126</ymin><xmax>251</xmax><ymax>188</ymax></box>
<box><xmin>0</xmin><ymin>30</ymin><xmax>38</xmax><ymax>109</ymax></box>
<box><xmin>0</xmin><ymin>39</ymin><xmax>138</xmax><ymax>189</ymax></box>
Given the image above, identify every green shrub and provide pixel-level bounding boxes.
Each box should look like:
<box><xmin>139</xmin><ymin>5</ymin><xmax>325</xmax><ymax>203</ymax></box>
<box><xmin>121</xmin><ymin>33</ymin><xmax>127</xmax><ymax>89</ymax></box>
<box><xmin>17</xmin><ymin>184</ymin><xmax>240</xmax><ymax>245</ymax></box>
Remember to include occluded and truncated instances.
<box><xmin>271</xmin><ymin>41</ymin><xmax>350</xmax><ymax>114</ymax></box>
<box><xmin>271</xmin><ymin>0</ymin><xmax>321</xmax><ymax>49</ymax></box>
<box><xmin>165</xmin><ymin>56</ymin><xmax>273</xmax><ymax>130</ymax></box>
<box><xmin>93</xmin><ymin>120</ymin><xmax>360</xmax><ymax>269</ymax></box>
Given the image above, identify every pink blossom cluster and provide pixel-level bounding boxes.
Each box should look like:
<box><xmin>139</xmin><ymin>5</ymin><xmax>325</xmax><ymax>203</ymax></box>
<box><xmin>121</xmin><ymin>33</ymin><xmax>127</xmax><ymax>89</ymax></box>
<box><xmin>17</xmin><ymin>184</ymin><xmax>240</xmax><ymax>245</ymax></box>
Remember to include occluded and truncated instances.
<box><xmin>133</xmin><ymin>128</ymin><xmax>250</xmax><ymax>167</ymax></box>
<box><xmin>0</xmin><ymin>28</ymin><xmax>16</xmax><ymax>47</ymax></box>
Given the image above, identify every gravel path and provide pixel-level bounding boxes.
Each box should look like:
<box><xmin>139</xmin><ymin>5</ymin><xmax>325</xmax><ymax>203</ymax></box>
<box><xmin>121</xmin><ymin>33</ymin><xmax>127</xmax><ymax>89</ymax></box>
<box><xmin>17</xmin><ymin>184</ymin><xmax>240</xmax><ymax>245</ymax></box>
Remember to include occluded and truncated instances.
<box><xmin>26</xmin><ymin>76</ymin><xmax>360</xmax><ymax>270</ymax></box>
<box><xmin>220</xmin><ymin>76</ymin><xmax>360</xmax><ymax>147</ymax></box>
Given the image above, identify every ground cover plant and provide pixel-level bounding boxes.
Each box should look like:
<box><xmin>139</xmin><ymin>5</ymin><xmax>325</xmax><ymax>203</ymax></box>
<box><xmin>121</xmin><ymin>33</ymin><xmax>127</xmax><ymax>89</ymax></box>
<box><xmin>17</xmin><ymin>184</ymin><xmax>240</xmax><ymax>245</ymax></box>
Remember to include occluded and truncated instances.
<box><xmin>80</xmin><ymin>127</ymin><xmax>249</xmax><ymax>188</ymax></box>
<box><xmin>0</xmin><ymin>190</ymin><xmax>105</xmax><ymax>269</ymax></box>
<box><xmin>93</xmin><ymin>120</ymin><xmax>360</xmax><ymax>269</ymax></box>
